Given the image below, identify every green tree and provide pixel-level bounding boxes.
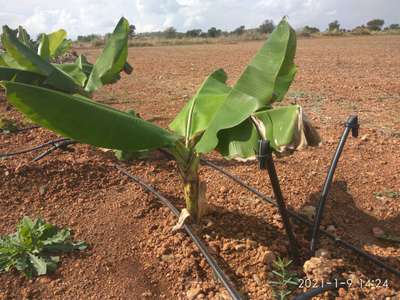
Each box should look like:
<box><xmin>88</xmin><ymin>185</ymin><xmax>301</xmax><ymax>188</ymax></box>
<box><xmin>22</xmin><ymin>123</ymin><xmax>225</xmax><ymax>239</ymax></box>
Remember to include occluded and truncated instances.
<box><xmin>164</xmin><ymin>27</ymin><xmax>177</xmax><ymax>39</ymax></box>
<box><xmin>366</xmin><ymin>19</ymin><xmax>384</xmax><ymax>31</ymax></box>
<box><xmin>207</xmin><ymin>27</ymin><xmax>222</xmax><ymax>38</ymax></box>
<box><xmin>186</xmin><ymin>29</ymin><xmax>202</xmax><ymax>38</ymax></box>
<box><xmin>258</xmin><ymin>19</ymin><xmax>275</xmax><ymax>34</ymax></box>
<box><xmin>389</xmin><ymin>24</ymin><xmax>400</xmax><ymax>30</ymax></box>
<box><xmin>303</xmin><ymin>26</ymin><xmax>320</xmax><ymax>34</ymax></box>
<box><xmin>328</xmin><ymin>20</ymin><xmax>340</xmax><ymax>32</ymax></box>
<box><xmin>232</xmin><ymin>25</ymin><xmax>245</xmax><ymax>35</ymax></box>
<box><xmin>129</xmin><ymin>25</ymin><xmax>136</xmax><ymax>38</ymax></box>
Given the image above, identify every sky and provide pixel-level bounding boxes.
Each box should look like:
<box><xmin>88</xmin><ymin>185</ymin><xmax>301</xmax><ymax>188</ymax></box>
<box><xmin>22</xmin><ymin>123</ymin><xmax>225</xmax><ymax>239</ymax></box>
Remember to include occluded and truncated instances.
<box><xmin>0</xmin><ymin>0</ymin><xmax>399</xmax><ymax>38</ymax></box>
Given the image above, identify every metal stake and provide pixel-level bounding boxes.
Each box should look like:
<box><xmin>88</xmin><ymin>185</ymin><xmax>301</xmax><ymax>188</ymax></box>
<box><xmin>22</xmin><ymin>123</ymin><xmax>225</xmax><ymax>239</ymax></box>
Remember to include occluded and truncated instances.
<box><xmin>310</xmin><ymin>115</ymin><xmax>359</xmax><ymax>254</ymax></box>
<box><xmin>258</xmin><ymin>140</ymin><xmax>300</xmax><ymax>264</ymax></box>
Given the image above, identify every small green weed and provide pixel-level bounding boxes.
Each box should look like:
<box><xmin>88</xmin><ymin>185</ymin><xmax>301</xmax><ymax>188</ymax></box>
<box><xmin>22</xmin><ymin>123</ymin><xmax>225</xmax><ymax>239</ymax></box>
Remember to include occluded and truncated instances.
<box><xmin>269</xmin><ymin>257</ymin><xmax>299</xmax><ymax>300</ymax></box>
<box><xmin>0</xmin><ymin>117</ymin><xmax>18</xmax><ymax>133</ymax></box>
<box><xmin>0</xmin><ymin>217</ymin><xmax>87</xmax><ymax>278</ymax></box>
<box><xmin>374</xmin><ymin>189</ymin><xmax>400</xmax><ymax>199</ymax></box>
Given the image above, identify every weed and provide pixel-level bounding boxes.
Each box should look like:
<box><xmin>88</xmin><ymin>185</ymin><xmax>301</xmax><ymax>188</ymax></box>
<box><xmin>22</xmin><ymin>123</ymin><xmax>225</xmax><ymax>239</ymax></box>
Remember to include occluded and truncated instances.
<box><xmin>0</xmin><ymin>217</ymin><xmax>87</xmax><ymax>278</ymax></box>
<box><xmin>269</xmin><ymin>257</ymin><xmax>299</xmax><ymax>300</ymax></box>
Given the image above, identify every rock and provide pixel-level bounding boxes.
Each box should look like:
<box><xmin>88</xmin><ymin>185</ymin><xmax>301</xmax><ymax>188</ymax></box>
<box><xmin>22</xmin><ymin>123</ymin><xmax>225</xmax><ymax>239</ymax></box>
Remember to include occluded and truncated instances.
<box><xmin>361</xmin><ymin>134</ymin><xmax>369</xmax><ymax>141</ymax></box>
<box><xmin>372</xmin><ymin>226</ymin><xmax>385</xmax><ymax>238</ymax></box>
<box><xmin>187</xmin><ymin>287</ymin><xmax>202</xmax><ymax>300</ymax></box>
<box><xmin>259</xmin><ymin>250</ymin><xmax>276</xmax><ymax>265</ymax></box>
<box><xmin>326</xmin><ymin>225</ymin><xmax>336</xmax><ymax>234</ymax></box>
<box><xmin>161</xmin><ymin>254</ymin><xmax>174</xmax><ymax>262</ymax></box>
<box><xmin>315</xmin><ymin>248</ymin><xmax>331</xmax><ymax>259</ymax></box>
<box><xmin>39</xmin><ymin>185</ymin><xmax>47</xmax><ymax>195</ymax></box>
<box><xmin>234</xmin><ymin>244</ymin><xmax>246</xmax><ymax>251</ymax></box>
<box><xmin>246</xmin><ymin>239</ymin><xmax>257</xmax><ymax>249</ymax></box>
<box><xmin>300</xmin><ymin>206</ymin><xmax>316</xmax><ymax>220</ymax></box>
<box><xmin>219</xmin><ymin>186</ymin><xmax>227</xmax><ymax>193</ymax></box>
<box><xmin>338</xmin><ymin>287</ymin><xmax>346</xmax><ymax>297</ymax></box>
<box><xmin>253</xmin><ymin>274</ymin><xmax>262</xmax><ymax>286</ymax></box>
<box><xmin>303</xmin><ymin>257</ymin><xmax>344</xmax><ymax>283</ymax></box>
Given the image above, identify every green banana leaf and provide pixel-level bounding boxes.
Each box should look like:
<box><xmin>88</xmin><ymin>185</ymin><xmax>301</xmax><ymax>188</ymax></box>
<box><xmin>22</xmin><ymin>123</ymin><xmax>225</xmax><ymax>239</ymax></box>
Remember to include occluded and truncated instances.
<box><xmin>0</xmin><ymin>67</ymin><xmax>45</xmax><ymax>84</ymax></box>
<box><xmin>37</xmin><ymin>34</ymin><xmax>50</xmax><ymax>60</ymax></box>
<box><xmin>54</xmin><ymin>39</ymin><xmax>72</xmax><ymax>58</ymax></box>
<box><xmin>169</xmin><ymin>69</ymin><xmax>231</xmax><ymax>140</ymax></box>
<box><xmin>75</xmin><ymin>55</ymin><xmax>94</xmax><ymax>76</ymax></box>
<box><xmin>47</xmin><ymin>30</ymin><xmax>68</xmax><ymax>58</ymax></box>
<box><xmin>17</xmin><ymin>26</ymin><xmax>35</xmax><ymax>50</ymax></box>
<box><xmin>85</xmin><ymin>17</ymin><xmax>131</xmax><ymax>93</ymax></box>
<box><xmin>195</xmin><ymin>18</ymin><xmax>297</xmax><ymax>154</ymax></box>
<box><xmin>1</xmin><ymin>26</ymin><xmax>82</xmax><ymax>93</ymax></box>
<box><xmin>53</xmin><ymin>63</ymin><xmax>87</xmax><ymax>87</ymax></box>
<box><xmin>1</xmin><ymin>81</ymin><xmax>179</xmax><ymax>152</ymax></box>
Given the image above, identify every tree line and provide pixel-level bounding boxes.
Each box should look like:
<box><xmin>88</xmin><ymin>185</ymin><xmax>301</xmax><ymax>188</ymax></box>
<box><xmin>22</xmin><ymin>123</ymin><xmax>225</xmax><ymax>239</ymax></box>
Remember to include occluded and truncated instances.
<box><xmin>76</xmin><ymin>19</ymin><xmax>400</xmax><ymax>42</ymax></box>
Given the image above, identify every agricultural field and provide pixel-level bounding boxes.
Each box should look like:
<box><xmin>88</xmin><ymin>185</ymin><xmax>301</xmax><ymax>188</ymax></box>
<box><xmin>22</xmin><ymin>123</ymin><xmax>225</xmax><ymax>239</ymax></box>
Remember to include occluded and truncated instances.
<box><xmin>1</xmin><ymin>34</ymin><xmax>400</xmax><ymax>299</ymax></box>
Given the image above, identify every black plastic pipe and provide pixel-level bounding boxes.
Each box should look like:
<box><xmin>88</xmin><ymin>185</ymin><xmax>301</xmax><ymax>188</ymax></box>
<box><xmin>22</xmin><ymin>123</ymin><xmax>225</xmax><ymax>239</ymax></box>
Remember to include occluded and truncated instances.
<box><xmin>258</xmin><ymin>140</ymin><xmax>300</xmax><ymax>264</ymax></box>
<box><xmin>310</xmin><ymin>116</ymin><xmax>359</xmax><ymax>254</ymax></box>
<box><xmin>32</xmin><ymin>140</ymin><xmax>77</xmax><ymax>162</ymax></box>
<box><xmin>0</xmin><ymin>138</ymin><xmax>70</xmax><ymax>158</ymax></box>
<box><xmin>116</xmin><ymin>166</ymin><xmax>244</xmax><ymax>300</ymax></box>
<box><xmin>292</xmin><ymin>282</ymin><xmax>347</xmax><ymax>300</ymax></box>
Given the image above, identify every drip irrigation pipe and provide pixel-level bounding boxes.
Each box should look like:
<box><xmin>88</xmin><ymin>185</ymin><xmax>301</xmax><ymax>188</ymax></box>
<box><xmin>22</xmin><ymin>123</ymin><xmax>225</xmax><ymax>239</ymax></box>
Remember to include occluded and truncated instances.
<box><xmin>292</xmin><ymin>282</ymin><xmax>347</xmax><ymax>300</ymax></box>
<box><xmin>31</xmin><ymin>140</ymin><xmax>77</xmax><ymax>162</ymax></box>
<box><xmin>0</xmin><ymin>138</ymin><xmax>70</xmax><ymax>158</ymax></box>
<box><xmin>116</xmin><ymin>166</ymin><xmax>244</xmax><ymax>300</ymax></box>
<box><xmin>15</xmin><ymin>125</ymin><xmax>41</xmax><ymax>132</ymax></box>
<box><xmin>310</xmin><ymin>116</ymin><xmax>359</xmax><ymax>254</ymax></box>
<box><xmin>200</xmin><ymin>158</ymin><xmax>400</xmax><ymax>278</ymax></box>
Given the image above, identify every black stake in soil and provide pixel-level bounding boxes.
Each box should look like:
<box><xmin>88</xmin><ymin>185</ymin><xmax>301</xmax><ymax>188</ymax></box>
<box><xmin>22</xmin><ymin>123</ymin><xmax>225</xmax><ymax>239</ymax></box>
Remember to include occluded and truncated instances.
<box><xmin>258</xmin><ymin>140</ymin><xmax>300</xmax><ymax>264</ymax></box>
<box><xmin>310</xmin><ymin>115</ymin><xmax>359</xmax><ymax>254</ymax></box>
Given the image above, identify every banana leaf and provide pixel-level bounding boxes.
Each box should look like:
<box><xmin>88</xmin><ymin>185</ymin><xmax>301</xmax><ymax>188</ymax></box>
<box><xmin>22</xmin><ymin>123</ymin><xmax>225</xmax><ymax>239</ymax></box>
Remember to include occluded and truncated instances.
<box><xmin>0</xmin><ymin>67</ymin><xmax>45</xmax><ymax>84</ymax></box>
<box><xmin>195</xmin><ymin>18</ymin><xmax>297</xmax><ymax>154</ymax></box>
<box><xmin>47</xmin><ymin>30</ymin><xmax>68</xmax><ymax>58</ymax></box>
<box><xmin>0</xmin><ymin>81</ymin><xmax>179</xmax><ymax>152</ymax></box>
<box><xmin>85</xmin><ymin>17</ymin><xmax>131</xmax><ymax>93</ymax></box>
<box><xmin>1</xmin><ymin>26</ymin><xmax>82</xmax><ymax>93</ymax></box>
<box><xmin>216</xmin><ymin>105</ymin><xmax>321</xmax><ymax>160</ymax></box>
<box><xmin>169</xmin><ymin>69</ymin><xmax>231</xmax><ymax>140</ymax></box>
<box><xmin>37</xmin><ymin>34</ymin><xmax>50</xmax><ymax>60</ymax></box>
<box><xmin>53</xmin><ymin>63</ymin><xmax>87</xmax><ymax>87</ymax></box>
<box><xmin>17</xmin><ymin>26</ymin><xmax>35</xmax><ymax>50</ymax></box>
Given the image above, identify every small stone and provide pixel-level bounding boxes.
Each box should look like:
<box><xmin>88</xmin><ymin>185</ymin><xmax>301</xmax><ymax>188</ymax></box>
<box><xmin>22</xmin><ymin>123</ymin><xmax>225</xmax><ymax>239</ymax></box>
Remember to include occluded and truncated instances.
<box><xmin>338</xmin><ymin>287</ymin><xmax>346</xmax><ymax>297</ymax></box>
<box><xmin>326</xmin><ymin>225</ymin><xmax>336</xmax><ymax>234</ymax></box>
<box><xmin>253</xmin><ymin>274</ymin><xmax>262</xmax><ymax>286</ymax></box>
<box><xmin>361</xmin><ymin>134</ymin><xmax>369</xmax><ymax>141</ymax></box>
<box><xmin>161</xmin><ymin>254</ymin><xmax>174</xmax><ymax>262</ymax></box>
<box><xmin>246</xmin><ymin>239</ymin><xmax>257</xmax><ymax>249</ymax></box>
<box><xmin>187</xmin><ymin>287</ymin><xmax>202</xmax><ymax>300</ymax></box>
<box><xmin>39</xmin><ymin>185</ymin><xmax>47</xmax><ymax>196</ymax></box>
<box><xmin>234</xmin><ymin>244</ymin><xmax>246</xmax><ymax>251</ymax></box>
<box><xmin>141</xmin><ymin>291</ymin><xmax>153</xmax><ymax>298</ymax></box>
<box><xmin>259</xmin><ymin>250</ymin><xmax>276</xmax><ymax>265</ymax></box>
<box><xmin>315</xmin><ymin>248</ymin><xmax>331</xmax><ymax>259</ymax></box>
<box><xmin>372</xmin><ymin>227</ymin><xmax>385</xmax><ymax>238</ymax></box>
<box><xmin>300</xmin><ymin>206</ymin><xmax>316</xmax><ymax>220</ymax></box>
<box><xmin>219</xmin><ymin>186</ymin><xmax>227</xmax><ymax>193</ymax></box>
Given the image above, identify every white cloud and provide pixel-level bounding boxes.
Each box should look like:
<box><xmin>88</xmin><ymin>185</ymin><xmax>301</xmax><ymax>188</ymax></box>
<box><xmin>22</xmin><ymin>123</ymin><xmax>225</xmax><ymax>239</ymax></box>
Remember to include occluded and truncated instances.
<box><xmin>0</xmin><ymin>0</ymin><xmax>398</xmax><ymax>38</ymax></box>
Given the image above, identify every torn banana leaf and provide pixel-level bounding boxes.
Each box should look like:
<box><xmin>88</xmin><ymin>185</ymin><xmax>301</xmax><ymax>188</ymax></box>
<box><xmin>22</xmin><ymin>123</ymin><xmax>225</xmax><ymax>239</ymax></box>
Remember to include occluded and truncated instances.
<box><xmin>216</xmin><ymin>105</ymin><xmax>321</xmax><ymax>160</ymax></box>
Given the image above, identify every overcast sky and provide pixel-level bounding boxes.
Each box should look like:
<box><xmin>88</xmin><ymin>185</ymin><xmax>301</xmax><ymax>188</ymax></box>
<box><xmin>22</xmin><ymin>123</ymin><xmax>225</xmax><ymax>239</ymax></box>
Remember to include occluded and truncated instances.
<box><xmin>0</xmin><ymin>0</ymin><xmax>399</xmax><ymax>38</ymax></box>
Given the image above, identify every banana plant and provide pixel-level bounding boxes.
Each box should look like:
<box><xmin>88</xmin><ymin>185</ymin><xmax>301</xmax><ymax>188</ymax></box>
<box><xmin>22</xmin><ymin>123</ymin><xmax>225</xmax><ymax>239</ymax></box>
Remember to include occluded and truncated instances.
<box><xmin>0</xmin><ymin>18</ymin><xmax>132</xmax><ymax>95</ymax></box>
<box><xmin>0</xmin><ymin>18</ymin><xmax>320</xmax><ymax>223</ymax></box>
